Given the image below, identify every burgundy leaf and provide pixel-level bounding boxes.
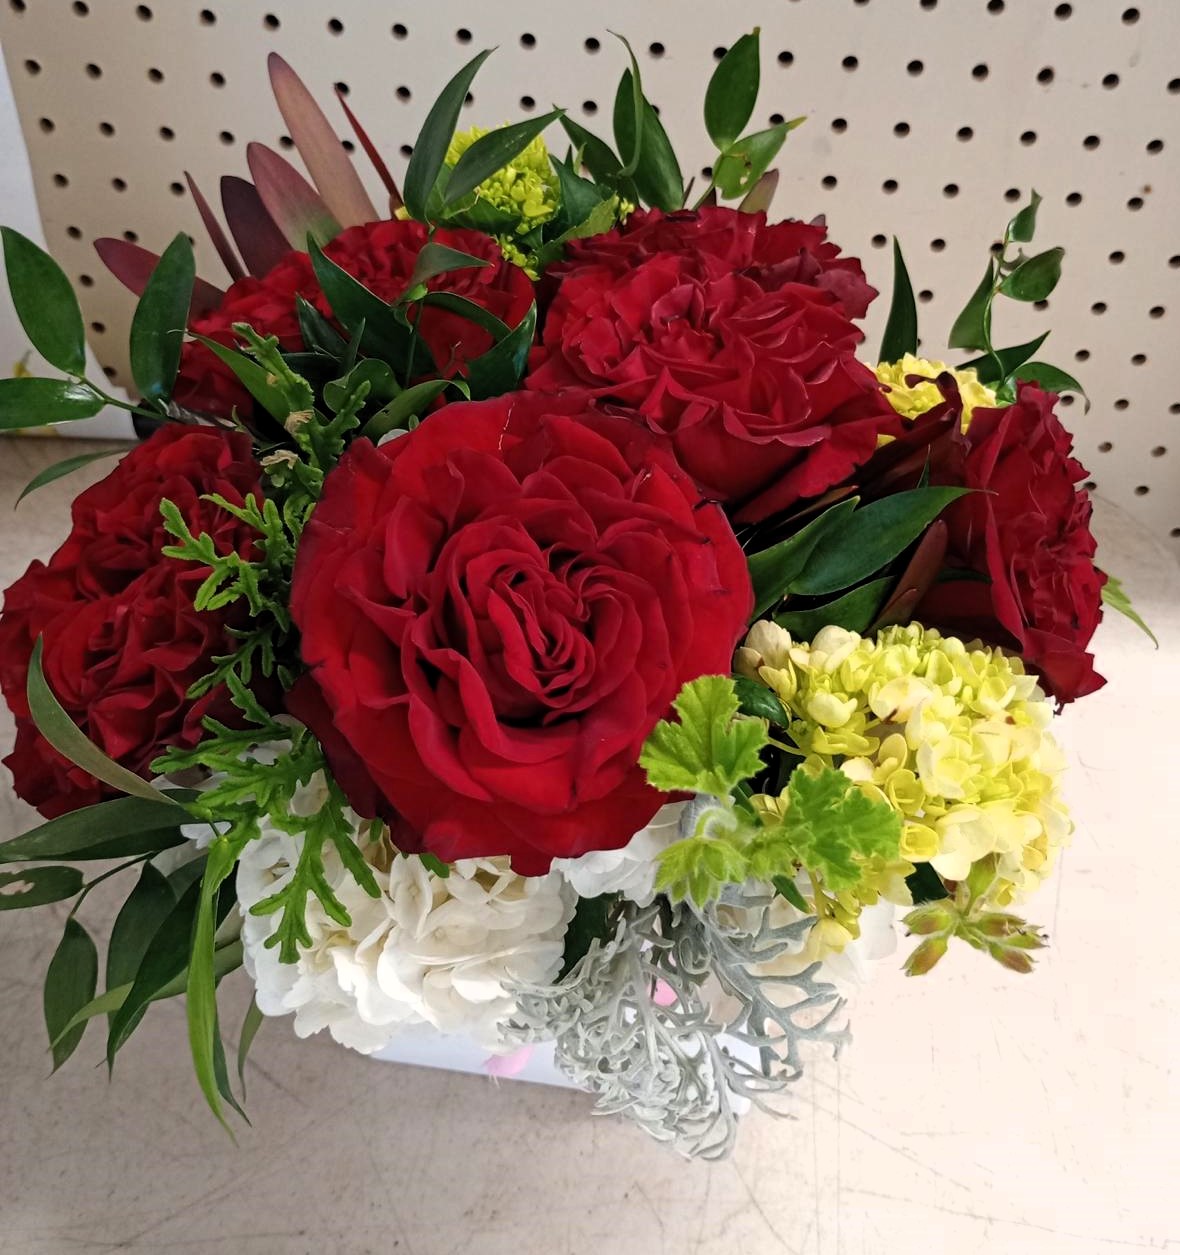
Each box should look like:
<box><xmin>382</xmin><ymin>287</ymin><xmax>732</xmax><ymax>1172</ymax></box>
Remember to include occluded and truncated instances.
<box><xmin>184</xmin><ymin>171</ymin><xmax>245</xmax><ymax>283</ymax></box>
<box><xmin>739</xmin><ymin>169</ymin><xmax>779</xmax><ymax>214</ymax></box>
<box><xmin>336</xmin><ymin>86</ymin><xmax>403</xmax><ymax>212</ymax></box>
<box><xmin>93</xmin><ymin>238</ymin><xmax>224</xmax><ymax>317</ymax></box>
<box><xmin>268</xmin><ymin>54</ymin><xmax>377</xmax><ymax>228</ymax></box>
<box><xmin>220</xmin><ymin>176</ymin><xmax>291</xmax><ymax>276</ymax></box>
<box><xmin>873</xmin><ymin>520</ymin><xmax>950</xmax><ymax>629</ymax></box>
<box><xmin>246</xmin><ymin>142</ymin><xmax>341</xmax><ymax>249</ymax></box>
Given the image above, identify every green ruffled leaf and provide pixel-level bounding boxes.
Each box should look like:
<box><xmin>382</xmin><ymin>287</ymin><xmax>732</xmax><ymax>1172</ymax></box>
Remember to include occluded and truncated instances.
<box><xmin>0</xmin><ymin>377</ymin><xmax>104</xmax><ymax>430</ymax></box>
<box><xmin>403</xmin><ymin>49</ymin><xmax>494</xmax><ymax>220</ymax></box>
<box><xmin>705</xmin><ymin>30</ymin><xmax>760</xmax><ymax>149</ymax></box>
<box><xmin>443</xmin><ymin>110</ymin><xmax>565</xmax><ymax>209</ymax></box>
<box><xmin>880</xmin><ymin>237</ymin><xmax>919</xmax><ymax>363</ymax></box>
<box><xmin>999</xmin><ymin>247</ymin><xmax>1063</xmax><ymax>302</ymax></box>
<box><xmin>0</xmin><ymin>793</ymin><xmax>191</xmax><ymax>863</ymax></box>
<box><xmin>0</xmin><ymin>866</ymin><xmax>83</xmax><ymax>911</ymax></box>
<box><xmin>640</xmin><ymin>675</ymin><xmax>769</xmax><ymax>797</ymax></box>
<box><xmin>1</xmin><ymin>227</ymin><xmax>86</xmax><ymax>375</ymax></box>
<box><xmin>129</xmin><ymin>232</ymin><xmax>195</xmax><ymax>403</ymax></box>
<box><xmin>16</xmin><ymin>448</ymin><xmax>121</xmax><ymax>506</ymax></box>
<box><xmin>948</xmin><ymin>260</ymin><xmax>996</xmax><ymax>352</ymax></box>
<box><xmin>43</xmin><ymin>918</ymin><xmax>98</xmax><ymax>1071</ymax></box>
<box><xmin>1101</xmin><ymin>572</ymin><xmax>1158</xmax><ymax>646</ymax></box>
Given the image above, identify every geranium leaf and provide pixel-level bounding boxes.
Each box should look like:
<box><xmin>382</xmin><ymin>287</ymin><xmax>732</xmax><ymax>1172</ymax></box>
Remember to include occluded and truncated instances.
<box><xmin>444</xmin><ymin>110</ymin><xmax>566</xmax><ymax>209</ymax></box>
<box><xmin>129</xmin><ymin>232</ymin><xmax>195</xmax><ymax>403</ymax></box>
<box><xmin>1</xmin><ymin>227</ymin><xmax>86</xmax><ymax>374</ymax></box>
<box><xmin>27</xmin><ymin>639</ymin><xmax>188</xmax><ymax>810</ymax></box>
<box><xmin>43</xmin><ymin>918</ymin><xmax>98</xmax><ymax>1071</ymax></box>
<box><xmin>403</xmin><ymin>49</ymin><xmax>494</xmax><ymax>220</ymax></box>
<box><xmin>640</xmin><ymin>675</ymin><xmax>769</xmax><ymax>797</ymax></box>
<box><xmin>1101</xmin><ymin>572</ymin><xmax>1158</xmax><ymax>646</ymax></box>
<box><xmin>16</xmin><ymin>448</ymin><xmax>122</xmax><ymax>505</ymax></box>
<box><xmin>999</xmin><ymin>247</ymin><xmax>1063</xmax><ymax>302</ymax></box>
<box><xmin>880</xmin><ymin>238</ymin><xmax>919</xmax><ymax>363</ymax></box>
<box><xmin>0</xmin><ymin>793</ymin><xmax>191</xmax><ymax>863</ymax></box>
<box><xmin>0</xmin><ymin>866</ymin><xmax>83</xmax><ymax>911</ymax></box>
<box><xmin>0</xmin><ymin>378</ymin><xmax>103</xmax><ymax>430</ymax></box>
<box><xmin>705</xmin><ymin>30</ymin><xmax>760</xmax><ymax>149</ymax></box>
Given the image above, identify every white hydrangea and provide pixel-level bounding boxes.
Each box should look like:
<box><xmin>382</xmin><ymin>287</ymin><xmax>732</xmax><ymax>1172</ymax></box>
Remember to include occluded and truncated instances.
<box><xmin>237</xmin><ymin>780</ymin><xmax>576</xmax><ymax>1054</ymax></box>
<box><xmin>550</xmin><ymin>801</ymin><xmax>688</xmax><ymax>906</ymax></box>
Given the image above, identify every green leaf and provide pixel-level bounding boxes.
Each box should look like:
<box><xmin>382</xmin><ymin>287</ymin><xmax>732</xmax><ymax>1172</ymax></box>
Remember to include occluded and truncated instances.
<box><xmin>129</xmin><ymin>232</ymin><xmax>195</xmax><ymax>402</ymax></box>
<box><xmin>962</xmin><ymin>332</ymin><xmax>1050</xmax><ymax>385</ymax></box>
<box><xmin>610</xmin><ymin>33</ymin><xmax>646</xmax><ymax>177</ymax></box>
<box><xmin>948</xmin><ymin>260</ymin><xmax>996</xmax><ymax>352</ymax></box>
<box><xmin>403</xmin><ymin>49</ymin><xmax>495</xmax><ymax>220</ymax></box>
<box><xmin>1007</xmin><ymin>189</ymin><xmax>1042</xmax><ymax>244</ymax></box>
<box><xmin>0</xmin><ymin>865</ymin><xmax>83</xmax><ymax>911</ymax></box>
<box><xmin>712</xmin><ymin>120</ymin><xmax>803</xmax><ymax>200</ymax></box>
<box><xmin>1101</xmin><ymin>572</ymin><xmax>1158</xmax><ymax>646</ymax></box>
<box><xmin>548</xmin><ymin>154</ymin><xmax>609</xmax><ymax>236</ymax></box>
<box><xmin>418</xmin><ymin>852</ymin><xmax>451</xmax><ymax>878</ymax></box>
<box><xmin>27</xmin><ymin>639</ymin><xmax>187</xmax><ymax>810</ymax></box>
<box><xmin>999</xmin><ymin>247</ymin><xmax>1063</xmax><ymax>302</ymax></box>
<box><xmin>748</xmin><ymin>765</ymin><xmax>901</xmax><ymax>892</ymax></box>
<box><xmin>465</xmin><ymin>303</ymin><xmax>537</xmax><ymax>399</ymax></box>
<box><xmin>43</xmin><ymin>918</ymin><xmax>98</xmax><ymax>1071</ymax></box>
<box><xmin>106</xmin><ymin>863</ymin><xmax>176</xmax><ymax>999</ymax></box>
<box><xmin>775</xmin><ymin>577</ymin><xmax>892</xmax><ymax>638</ymax></box>
<box><xmin>444</xmin><ymin>110</ymin><xmax>566</xmax><ymax>208</ymax></box>
<box><xmin>361</xmin><ymin>378</ymin><xmax>452</xmax><ymax>441</ymax></box>
<box><xmin>705</xmin><ymin>30</ymin><xmax>761</xmax><ymax>149</ymax></box>
<box><xmin>772</xmin><ymin>874</ymin><xmax>809</xmax><ymax>912</ymax></box>
<box><xmin>0</xmin><ymin>794</ymin><xmax>190</xmax><ymax>863</ymax></box>
<box><xmin>630</xmin><ymin>89</ymin><xmax>685</xmax><ymax>211</ymax></box>
<box><xmin>880</xmin><ymin>238</ymin><xmax>919</xmax><ymax>363</ymax></box>
<box><xmin>906</xmin><ymin>861</ymin><xmax>950</xmax><ymax>904</ymax></box>
<box><xmin>559</xmin><ymin>116</ymin><xmax>631</xmax><ymax>191</ymax></box>
<box><xmin>106</xmin><ymin>877</ymin><xmax>201</xmax><ymax>1066</ymax></box>
<box><xmin>405</xmin><ymin>241</ymin><xmax>491</xmax><ymax>290</ymax></box>
<box><xmin>793</xmin><ymin>487</ymin><xmax>969</xmax><ymax>597</ymax></box>
<box><xmin>733</xmin><ymin>675</ymin><xmax>788</xmax><ymax>725</ymax></box>
<box><xmin>236</xmin><ymin>997</ymin><xmax>265</xmax><ymax>1098</ymax></box>
<box><xmin>559</xmin><ymin>893</ymin><xmax>615</xmax><ymax>977</ymax></box>
<box><xmin>1014</xmin><ymin>360</ymin><xmax>1086</xmax><ymax>398</ymax></box>
<box><xmin>417</xmin><ymin>290</ymin><xmax>511</xmax><ymax>341</ymax></box>
<box><xmin>308</xmin><ymin>239</ymin><xmax>422</xmax><ymax>369</ymax></box>
<box><xmin>295</xmin><ymin>295</ymin><xmax>348</xmax><ymax>358</ymax></box>
<box><xmin>656</xmin><ymin>827</ymin><xmax>750</xmax><ymax>906</ymax></box>
<box><xmin>1</xmin><ymin>227</ymin><xmax>86</xmax><ymax>374</ymax></box>
<box><xmin>323</xmin><ymin>359</ymin><xmax>399</xmax><ymax>413</ymax></box>
<box><xmin>16</xmin><ymin>448</ymin><xmax>121</xmax><ymax>506</ymax></box>
<box><xmin>0</xmin><ymin>377</ymin><xmax>103</xmax><ymax>430</ymax></box>
<box><xmin>187</xmin><ymin>334</ymin><xmax>292</xmax><ymax>419</ymax></box>
<box><xmin>746</xmin><ymin>498</ymin><xmax>859</xmax><ymax>617</ymax></box>
<box><xmin>640</xmin><ymin>675</ymin><xmax>769</xmax><ymax>797</ymax></box>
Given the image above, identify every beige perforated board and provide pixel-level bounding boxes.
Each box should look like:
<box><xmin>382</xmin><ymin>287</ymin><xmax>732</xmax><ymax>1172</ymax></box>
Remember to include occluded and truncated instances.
<box><xmin>1</xmin><ymin>0</ymin><xmax>1176</xmax><ymax>548</ymax></box>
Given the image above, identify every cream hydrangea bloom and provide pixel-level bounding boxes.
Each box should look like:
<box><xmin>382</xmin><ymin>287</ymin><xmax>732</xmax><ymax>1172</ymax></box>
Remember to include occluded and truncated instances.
<box><xmin>739</xmin><ymin>622</ymin><xmax>1072</xmax><ymax>904</ymax></box>
<box><xmin>551</xmin><ymin>801</ymin><xmax>687</xmax><ymax>906</ymax></box>
<box><xmin>238</xmin><ymin>776</ymin><xmax>576</xmax><ymax>1054</ymax></box>
<box><xmin>876</xmin><ymin>353</ymin><xmax>998</xmax><ymax>430</ymax></box>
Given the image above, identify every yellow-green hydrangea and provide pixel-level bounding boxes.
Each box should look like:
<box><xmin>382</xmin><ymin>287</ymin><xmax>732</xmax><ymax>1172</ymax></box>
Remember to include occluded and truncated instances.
<box><xmin>737</xmin><ymin>621</ymin><xmax>1072</xmax><ymax>905</ymax></box>
<box><xmin>875</xmin><ymin>353</ymin><xmax>998</xmax><ymax>430</ymax></box>
<box><xmin>446</xmin><ymin>125</ymin><xmax>559</xmax><ymax>237</ymax></box>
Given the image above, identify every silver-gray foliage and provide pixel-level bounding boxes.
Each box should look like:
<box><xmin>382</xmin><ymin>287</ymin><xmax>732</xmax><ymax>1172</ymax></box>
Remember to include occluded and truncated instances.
<box><xmin>508</xmin><ymin>889</ymin><xmax>851</xmax><ymax>1160</ymax></box>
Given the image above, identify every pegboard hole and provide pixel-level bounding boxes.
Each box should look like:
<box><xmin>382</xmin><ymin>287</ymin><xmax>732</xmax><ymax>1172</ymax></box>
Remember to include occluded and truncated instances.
<box><xmin>9</xmin><ymin>0</ymin><xmax>25</xmax><ymax>12</ymax></box>
<box><xmin>1109</xmin><ymin>250</ymin><xmax>1125</xmax><ymax>263</ymax></box>
<box><xmin>584</xmin><ymin>37</ymin><xmax>600</xmax><ymax>53</ymax></box>
<box><xmin>1131</xmin><ymin>353</ymin><xmax>1148</xmax><ymax>365</ymax></box>
<box><xmin>147</xmin><ymin>67</ymin><xmax>164</xmax><ymax>83</ymax></box>
<box><xmin>1168</xmin><ymin>79</ymin><xmax>1180</xmax><ymax>94</ymax></box>
<box><xmin>987</xmin><ymin>0</ymin><xmax>1005</xmax><ymax>11</ymax></box>
<box><xmin>1037</xmin><ymin>67</ymin><xmax>1055</xmax><ymax>85</ymax></box>
<box><xmin>1170</xmin><ymin>256</ymin><xmax>1180</xmax><ymax>268</ymax></box>
<box><xmin>136</xmin><ymin>4</ymin><xmax>152</xmax><ymax>17</ymax></box>
<box><xmin>822</xmin><ymin>175</ymin><xmax>838</xmax><ymax>189</ymax></box>
<box><xmin>219</xmin><ymin>130</ymin><xmax>234</xmax><ymax>145</ymax></box>
<box><xmin>1065</xmin><ymin>191</ymin><xmax>1083</xmax><ymax>206</ymax></box>
<box><xmin>1127</xmin><ymin>196</ymin><xmax>1144</xmax><ymax>211</ymax></box>
<box><xmin>1098</xmin><ymin>441</ymin><xmax>1113</xmax><ymax>452</ymax></box>
<box><xmin>209</xmin><ymin>72</ymin><xmax>225</xmax><ymax>88</ymax></box>
<box><xmin>159</xmin><ymin>126</ymin><xmax>175</xmax><ymax>140</ymax></box>
<box><xmin>930</xmin><ymin>238</ymin><xmax>946</xmax><ymax>252</ymax></box>
<box><xmin>38</xmin><ymin>117</ymin><xmax>54</xmax><ymax>134</ymax></box>
<box><xmin>778</xmin><ymin>50</ymin><xmax>794</xmax><ymax>66</ymax></box>
<box><xmin>882</xmin><ymin>179</ymin><xmax>898</xmax><ymax>194</ymax></box>
<box><xmin>102</xmin><ymin>365</ymin><xmax>117</xmax><ymax>381</ymax></box>
<box><xmin>1003</xmin><ymin>187</ymin><xmax>1021</xmax><ymax>202</ymax></box>
<box><xmin>1055</xmin><ymin>3</ymin><xmax>1072</xmax><ymax>16</ymax></box>
<box><xmin>972</xmin><ymin>64</ymin><xmax>989</xmax><ymax>81</ymax></box>
<box><xmin>907</xmin><ymin>60</ymin><xmax>924</xmax><ymax>76</ymax></box>
<box><xmin>327</xmin><ymin>18</ymin><xmax>344</xmax><ymax>35</ymax></box>
<box><xmin>1102</xmin><ymin>74</ymin><xmax>1120</xmax><ymax>90</ymax></box>
<box><xmin>1134</xmin><ymin>485</ymin><xmax>1150</xmax><ymax>496</ymax></box>
<box><xmin>1147</xmin><ymin>139</ymin><xmax>1164</xmax><ymax>154</ymax></box>
<box><xmin>335</xmin><ymin>81</ymin><xmax>350</xmax><ymax>96</ymax></box>
<box><xmin>72</xmin><ymin>1</ymin><xmax>88</xmax><ymax>13</ymax></box>
<box><xmin>456</xmin><ymin>27</ymin><xmax>472</xmax><ymax>43</ymax></box>
<box><xmin>341</xmin><ymin>139</ymin><xmax>355</xmax><ymax>153</ymax></box>
<box><xmin>871</xmin><ymin>234</ymin><xmax>887</xmax><ymax>248</ymax></box>
<box><xmin>1083</xmin><ymin>480</ymin><xmax>1097</xmax><ymax>491</ymax></box>
<box><xmin>769</xmin><ymin>112</ymin><xmax>786</xmax><ymax>125</ymax></box>
<box><xmin>1122</xmin><ymin>7</ymin><xmax>1140</xmax><ymax>22</ymax></box>
<box><xmin>1114</xmin><ymin>398</ymin><xmax>1130</xmax><ymax>410</ymax></box>
<box><xmin>1033</xmin><ymin>299</ymin><xmax>1051</xmax><ymax>312</ymax></box>
<box><xmin>714</xmin><ymin>46</ymin><xmax>728</xmax><ymax>62</ymax></box>
<box><xmin>52</xmin><ymin>172</ymin><xmax>68</xmax><ymax>187</ymax></box>
<box><xmin>520</xmin><ymin>95</ymin><xmax>535</xmax><ymax>111</ymax></box>
<box><xmin>396</xmin><ymin>86</ymin><xmax>411</xmax><ymax>101</ymax></box>
<box><xmin>1059</xmin><ymin>392</ymin><xmax>1074</xmax><ymax>404</ymax></box>
<box><xmin>122</xmin><ymin>229</ymin><xmax>138</xmax><ymax>242</ymax></box>
<box><xmin>1083</xmin><ymin>134</ymin><xmax>1101</xmax><ymax>150</ymax></box>
<box><xmin>110</xmin><ymin>175</ymin><xmax>127</xmax><ymax>192</ymax></box>
<box><xmin>65</xmin><ymin>225</ymin><xmax>82</xmax><ymax>239</ymax></box>
<box><xmin>1170</xmin><ymin>403</ymin><xmax>1180</xmax><ymax>415</ymax></box>
<box><xmin>521</xmin><ymin>32</ymin><xmax>537</xmax><ymax>49</ymax></box>
<box><xmin>1150</xmin><ymin>305</ymin><xmax>1166</xmax><ymax>319</ymax></box>
<box><xmin>831</xmin><ymin>117</ymin><xmax>848</xmax><ymax>133</ymax></box>
<box><xmin>264</xmin><ymin>13</ymin><xmax>280</xmax><ymax>30</ymax></box>
<box><xmin>23</xmin><ymin>58</ymin><xmax>39</xmax><ymax>75</ymax></box>
<box><xmin>198</xmin><ymin>7</ymin><xmax>214</xmax><ymax>24</ymax></box>
<box><xmin>1020</xmin><ymin>130</ymin><xmax>1037</xmax><ymax>146</ymax></box>
<box><xmin>85</xmin><ymin>63</ymin><xmax>102</xmax><ymax>79</ymax></box>
<box><xmin>1170</xmin><ymin>528</ymin><xmax>1180</xmax><ymax>538</ymax></box>
<box><xmin>1091</xmin><ymin>301</ymin><xmax>1108</xmax><ymax>315</ymax></box>
<box><xmin>399</xmin><ymin>144</ymin><xmax>413</xmax><ymax>158</ymax></box>
<box><xmin>943</xmin><ymin>183</ymin><xmax>960</xmax><ymax>198</ymax></box>
<box><xmin>1074</xmin><ymin>349</ymin><xmax>1090</xmax><ymax>361</ymax></box>
<box><xmin>98</xmin><ymin>121</ymin><xmax>114</xmax><ymax>136</ymax></box>
<box><xmin>89</xmin><ymin>320</ymin><xmax>106</xmax><ymax>334</ymax></box>
<box><xmin>647</xmin><ymin>41</ymin><xmax>664</xmax><ymax>58</ymax></box>
<box><xmin>894</xmin><ymin>121</ymin><xmax>910</xmax><ymax>137</ymax></box>
<box><xmin>278</xmin><ymin>135</ymin><xmax>294</xmax><ymax>150</ymax></box>
<box><xmin>391</xmin><ymin>23</ymin><xmax>407</xmax><ymax>38</ymax></box>
<box><xmin>78</xmin><ymin>273</ymin><xmax>94</xmax><ymax>287</ymax></box>
<box><xmin>957</xmin><ymin>126</ymin><xmax>973</xmax><ymax>141</ymax></box>
<box><xmin>169</xmin><ymin>181</ymin><xmax>185</xmax><ymax>196</ymax></box>
<box><xmin>1151</xmin><ymin>445</ymin><xmax>1167</xmax><ymax>457</ymax></box>
<box><xmin>918</xmin><ymin>289</ymin><xmax>934</xmax><ymax>304</ymax></box>
<box><xmin>582</xmin><ymin>100</ymin><xmax>598</xmax><ymax>115</ymax></box>
<box><xmin>842</xmin><ymin>55</ymin><xmax>859</xmax><ymax>72</ymax></box>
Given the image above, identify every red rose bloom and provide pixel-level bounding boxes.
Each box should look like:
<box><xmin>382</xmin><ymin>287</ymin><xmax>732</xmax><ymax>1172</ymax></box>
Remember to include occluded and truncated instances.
<box><xmin>175</xmin><ymin>220</ymin><xmax>534</xmax><ymax>418</ymax></box>
<box><xmin>290</xmin><ymin>392</ymin><xmax>753</xmax><ymax>873</ymax></box>
<box><xmin>0</xmin><ymin>425</ymin><xmax>265</xmax><ymax>816</ymax></box>
<box><xmin>527</xmin><ymin>218</ymin><xmax>898</xmax><ymax>522</ymax></box>
<box><xmin>549</xmin><ymin>206</ymin><xmax>877</xmax><ymax>320</ymax></box>
<box><xmin>917</xmin><ymin>383</ymin><xmax>1106</xmax><ymax>704</ymax></box>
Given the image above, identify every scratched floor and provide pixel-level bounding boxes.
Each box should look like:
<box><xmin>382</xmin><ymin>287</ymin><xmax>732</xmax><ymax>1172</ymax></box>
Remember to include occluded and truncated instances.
<box><xmin>0</xmin><ymin>438</ymin><xmax>1176</xmax><ymax>1255</ymax></box>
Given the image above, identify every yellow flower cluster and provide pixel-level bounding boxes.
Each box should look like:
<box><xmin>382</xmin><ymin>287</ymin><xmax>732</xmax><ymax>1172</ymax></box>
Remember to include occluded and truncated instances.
<box><xmin>875</xmin><ymin>354</ymin><xmax>998</xmax><ymax>431</ymax></box>
<box><xmin>446</xmin><ymin>125</ymin><xmax>560</xmax><ymax>250</ymax></box>
<box><xmin>737</xmin><ymin>621</ymin><xmax>1072</xmax><ymax>905</ymax></box>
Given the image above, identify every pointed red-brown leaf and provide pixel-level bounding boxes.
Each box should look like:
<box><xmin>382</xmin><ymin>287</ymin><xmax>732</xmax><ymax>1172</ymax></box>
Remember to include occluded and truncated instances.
<box><xmin>246</xmin><ymin>142</ymin><xmax>341</xmax><ymax>249</ymax></box>
<box><xmin>335</xmin><ymin>86</ymin><xmax>403</xmax><ymax>211</ymax></box>
<box><xmin>873</xmin><ymin>520</ymin><xmax>949</xmax><ymax>629</ymax></box>
<box><xmin>739</xmin><ymin>169</ymin><xmax>779</xmax><ymax>214</ymax></box>
<box><xmin>93</xmin><ymin>238</ymin><xmax>224</xmax><ymax>317</ymax></box>
<box><xmin>184</xmin><ymin>171</ymin><xmax>245</xmax><ymax>283</ymax></box>
<box><xmin>268</xmin><ymin>54</ymin><xmax>376</xmax><ymax>228</ymax></box>
<box><xmin>220</xmin><ymin>176</ymin><xmax>292</xmax><ymax>276</ymax></box>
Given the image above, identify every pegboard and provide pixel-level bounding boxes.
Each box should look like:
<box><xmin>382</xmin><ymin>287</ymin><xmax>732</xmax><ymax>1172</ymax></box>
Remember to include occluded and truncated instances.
<box><xmin>1</xmin><ymin>0</ymin><xmax>1177</xmax><ymax>549</ymax></box>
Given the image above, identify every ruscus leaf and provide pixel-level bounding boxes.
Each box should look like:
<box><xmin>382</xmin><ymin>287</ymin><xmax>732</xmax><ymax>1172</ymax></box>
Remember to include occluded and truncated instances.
<box><xmin>999</xmin><ymin>247</ymin><xmax>1063</xmax><ymax>302</ymax></box>
<box><xmin>0</xmin><ymin>793</ymin><xmax>191</xmax><ymax>863</ymax></box>
<box><xmin>129</xmin><ymin>232</ymin><xmax>195</xmax><ymax>403</ymax></box>
<box><xmin>16</xmin><ymin>448</ymin><xmax>121</xmax><ymax>506</ymax></box>
<box><xmin>43</xmin><ymin>918</ymin><xmax>98</xmax><ymax>1071</ymax></box>
<box><xmin>444</xmin><ymin>110</ymin><xmax>566</xmax><ymax>208</ymax></box>
<box><xmin>0</xmin><ymin>378</ymin><xmax>103</xmax><ymax>430</ymax></box>
<box><xmin>948</xmin><ymin>260</ymin><xmax>996</xmax><ymax>352</ymax></box>
<box><xmin>0</xmin><ymin>866</ymin><xmax>83</xmax><ymax>911</ymax></box>
<box><xmin>879</xmin><ymin>237</ymin><xmax>919</xmax><ymax>363</ymax></box>
<box><xmin>1</xmin><ymin>227</ymin><xmax>86</xmax><ymax>374</ymax></box>
<box><xmin>704</xmin><ymin>30</ymin><xmax>761</xmax><ymax>149</ymax></box>
<box><xmin>1007</xmin><ymin>189</ymin><xmax>1042</xmax><ymax>244</ymax></box>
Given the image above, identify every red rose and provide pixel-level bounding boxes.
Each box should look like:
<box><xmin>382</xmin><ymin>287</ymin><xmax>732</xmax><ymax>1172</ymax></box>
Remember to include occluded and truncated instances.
<box><xmin>527</xmin><ymin>219</ymin><xmax>898</xmax><ymax>522</ymax></box>
<box><xmin>549</xmin><ymin>206</ymin><xmax>877</xmax><ymax>320</ymax></box>
<box><xmin>290</xmin><ymin>392</ymin><xmax>753</xmax><ymax>873</ymax></box>
<box><xmin>0</xmin><ymin>425</ymin><xmax>265</xmax><ymax>816</ymax></box>
<box><xmin>175</xmin><ymin>220</ymin><xmax>534</xmax><ymax>418</ymax></box>
<box><xmin>917</xmin><ymin>383</ymin><xmax>1106</xmax><ymax>704</ymax></box>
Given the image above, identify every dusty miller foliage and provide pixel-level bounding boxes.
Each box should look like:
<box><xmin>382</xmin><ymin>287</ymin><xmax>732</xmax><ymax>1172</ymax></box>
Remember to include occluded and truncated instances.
<box><xmin>508</xmin><ymin>889</ymin><xmax>851</xmax><ymax>1160</ymax></box>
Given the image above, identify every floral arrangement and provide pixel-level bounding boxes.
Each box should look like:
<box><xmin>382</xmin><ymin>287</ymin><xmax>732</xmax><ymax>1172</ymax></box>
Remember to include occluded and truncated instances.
<box><xmin>0</xmin><ymin>34</ymin><xmax>1149</xmax><ymax>1158</ymax></box>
